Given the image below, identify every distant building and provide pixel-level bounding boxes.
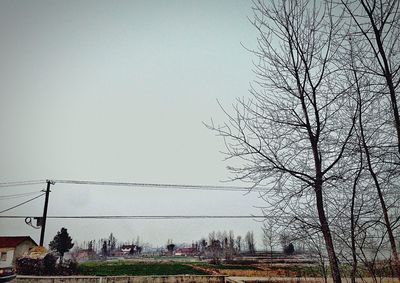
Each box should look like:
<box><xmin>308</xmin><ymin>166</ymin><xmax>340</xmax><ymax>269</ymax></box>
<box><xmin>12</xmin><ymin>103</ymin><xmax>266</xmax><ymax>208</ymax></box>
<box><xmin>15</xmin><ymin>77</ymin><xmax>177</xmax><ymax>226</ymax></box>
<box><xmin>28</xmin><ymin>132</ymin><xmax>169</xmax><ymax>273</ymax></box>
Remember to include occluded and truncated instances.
<box><xmin>0</xmin><ymin>236</ymin><xmax>37</xmax><ymax>267</ymax></box>
<box><xmin>174</xmin><ymin>247</ymin><xmax>197</xmax><ymax>256</ymax></box>
<box><xmin>120</xmin><ymin>244</ymin><xmax>141</xmax><ymax>256</ymax></box>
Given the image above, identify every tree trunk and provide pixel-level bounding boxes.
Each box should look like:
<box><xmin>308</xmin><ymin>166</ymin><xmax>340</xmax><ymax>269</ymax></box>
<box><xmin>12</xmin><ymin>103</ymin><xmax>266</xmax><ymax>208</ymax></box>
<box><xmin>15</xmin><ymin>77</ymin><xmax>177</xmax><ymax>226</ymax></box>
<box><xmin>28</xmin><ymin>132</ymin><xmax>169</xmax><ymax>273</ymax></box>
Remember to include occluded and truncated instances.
<box><xmin>366</xmin><ymin>6</ymin><xmax>400</xmax><ymax>279</ymax></box>
<box><xmin>375</xmin><ymin>182</ymin><xmax>400</xmax><ymax>279</ymax></box>
<box><xmin>359</xmin><ymin>105</ymin><xmax>400</xmax><ymax>280</ymax></box>
<box><xmin>315</xmin><ymin>183</ymin><xmax>342</xmax><ymax>283</ymax></box>
<box><xmin>350</xmin><ymin>179</ymin><xmax>358</xmax><ymax>283</ymax></box>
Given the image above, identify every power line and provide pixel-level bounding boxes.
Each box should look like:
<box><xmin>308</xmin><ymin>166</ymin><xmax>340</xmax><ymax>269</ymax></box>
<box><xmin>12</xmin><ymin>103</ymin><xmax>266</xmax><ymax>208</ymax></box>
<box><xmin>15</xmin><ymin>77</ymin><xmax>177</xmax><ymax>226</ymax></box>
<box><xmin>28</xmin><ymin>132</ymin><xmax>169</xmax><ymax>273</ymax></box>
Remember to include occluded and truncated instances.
<box><xmin>0</xmin><ymin>179</ymin><xmax>264</xmax><ymax>192</ymax></box>
<box><xmin>0</xmin><ymin>214</ymin><xmax>383</xmax><ymax>220</ymax></box>
<box><xmin>52</xmin><ymin>179</ymin><xmax>263</xmax><ymax>192</ymax></box>
<box><xmin>0</xmin><ymin>215</ymin><xmax>266</xmax><ymax>220</ymax></box>
<box><xmin>0</xmin><ymin>191</ymin><xmax>44</xmax><ymax>200</ymax></box>
<box><xmin>0</xmin><ymin>193</ymin><xmax>45</xmax><ymax>214</ymax></box>
<box><xmin>0</xmin><ymin>180</ymin><xmax>46</xmax><ymax>188</ymax></box>
<box><xmin>2</xmin><ymin>179</ymin><xmax>399</xmax><ymax>197</ymax></box>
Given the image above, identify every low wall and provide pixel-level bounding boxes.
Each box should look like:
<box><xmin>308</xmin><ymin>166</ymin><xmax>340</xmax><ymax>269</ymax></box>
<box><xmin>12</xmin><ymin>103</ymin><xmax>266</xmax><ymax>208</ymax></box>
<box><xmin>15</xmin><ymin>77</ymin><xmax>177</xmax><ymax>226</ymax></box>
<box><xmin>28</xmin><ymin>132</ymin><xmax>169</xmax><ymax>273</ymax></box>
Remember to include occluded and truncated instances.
<box><xmin>15</xmin><ymin>275</ymin><xmax>226</xmax><ymax>283</ymax></box>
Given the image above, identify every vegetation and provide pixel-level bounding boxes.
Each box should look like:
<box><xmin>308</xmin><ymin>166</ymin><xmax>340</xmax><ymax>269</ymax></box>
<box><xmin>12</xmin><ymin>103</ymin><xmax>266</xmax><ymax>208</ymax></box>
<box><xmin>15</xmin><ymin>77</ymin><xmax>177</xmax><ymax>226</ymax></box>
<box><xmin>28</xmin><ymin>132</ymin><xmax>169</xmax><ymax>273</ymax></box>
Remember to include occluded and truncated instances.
<box><xmin>16</xmin><ymin>254</ymin><xmax>78</xmax><ymax>276</ymax></box>
<box><xmin>166</xmin><ymin>239</ymin><xmax>176</xmax><ymax>255</ymax></box>
<box><xmin>78</xmin><ymin>261</ymin><xmax>209</xmax><ymax>276</ymax></box>
<box><xmin>208</xmin><ymin>0</ymin><xmax>400</xmax><ymax>282</ymax></box>
<box><xmin>49</xmin><ymin>227</ymin><xmax>74</xmax><ymax>261</ymax></box>
<box><xmin>194</xmin><ymin>262</ymin><xmax>261</xmax><ymax>271</ymax></box>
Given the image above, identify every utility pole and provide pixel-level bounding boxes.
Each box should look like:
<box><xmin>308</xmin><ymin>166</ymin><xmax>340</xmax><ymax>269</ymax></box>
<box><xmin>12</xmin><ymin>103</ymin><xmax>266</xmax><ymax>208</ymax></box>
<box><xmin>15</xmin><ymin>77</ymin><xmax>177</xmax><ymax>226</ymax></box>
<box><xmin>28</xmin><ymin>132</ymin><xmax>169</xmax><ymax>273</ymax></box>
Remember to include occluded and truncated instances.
<box><xmin>39</xmin><ymin>180</ymin><xmax>53</xmax><ymax>246</ymax></box>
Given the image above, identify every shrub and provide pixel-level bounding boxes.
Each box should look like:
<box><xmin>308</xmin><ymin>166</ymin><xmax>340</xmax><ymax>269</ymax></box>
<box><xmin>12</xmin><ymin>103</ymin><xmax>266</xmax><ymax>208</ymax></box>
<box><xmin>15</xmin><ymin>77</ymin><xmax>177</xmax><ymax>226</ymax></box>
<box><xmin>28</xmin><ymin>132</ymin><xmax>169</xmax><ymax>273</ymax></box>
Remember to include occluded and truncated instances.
<box><xmin>16</xmin><ymin>254</ymin><xmax>78</xmax><ymax>276</ymax></box>
<box><xmin>16</xmin><ymin>257</ymin><xmax>44</xmax><ymax>275</ymax></box>
<box><xmin>43</xmin><ymin>254</ymin><xmax>57</xmax><ymax>275</ymax></box>
<box><xmin>58</xmin><ymin>259</ymin><xmax>78</xmax><ymax>275</ymax></box>
<box><xmin>283</xmin><ymin>243</ymin><xmax>295</xmax><ymax>255</ymax></box>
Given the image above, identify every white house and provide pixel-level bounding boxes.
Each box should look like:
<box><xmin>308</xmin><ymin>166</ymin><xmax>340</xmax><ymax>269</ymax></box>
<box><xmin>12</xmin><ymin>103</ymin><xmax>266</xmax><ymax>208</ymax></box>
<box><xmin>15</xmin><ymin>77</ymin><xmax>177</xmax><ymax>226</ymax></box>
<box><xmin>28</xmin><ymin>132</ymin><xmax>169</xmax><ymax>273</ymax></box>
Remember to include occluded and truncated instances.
<box><xmin>0</xmin><ymin>236</ymin><xmax>37</xmax><ymax>267</ymax></box>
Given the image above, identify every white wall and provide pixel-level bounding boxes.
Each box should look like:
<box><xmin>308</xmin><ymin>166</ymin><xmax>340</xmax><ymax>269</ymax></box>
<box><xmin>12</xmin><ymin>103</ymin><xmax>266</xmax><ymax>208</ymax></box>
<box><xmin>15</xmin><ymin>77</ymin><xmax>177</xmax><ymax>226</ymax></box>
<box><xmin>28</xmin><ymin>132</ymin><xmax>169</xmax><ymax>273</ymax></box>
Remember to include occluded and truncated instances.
<box><xmin>0</xmin><ymin>249</ymin><xmax>14</xmax><ymax>268</ymax></box>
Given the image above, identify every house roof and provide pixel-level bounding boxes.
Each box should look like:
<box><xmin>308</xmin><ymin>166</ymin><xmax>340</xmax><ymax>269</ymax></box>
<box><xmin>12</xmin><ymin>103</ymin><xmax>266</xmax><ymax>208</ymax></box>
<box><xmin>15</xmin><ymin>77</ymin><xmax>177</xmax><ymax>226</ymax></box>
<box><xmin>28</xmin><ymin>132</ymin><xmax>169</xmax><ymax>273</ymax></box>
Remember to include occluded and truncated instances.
<box><xmin>175</xmin><ymin>247</ymin><xmax>196</xmax><ymax>253</ymax></box>
<box><xmin>0</xmin><ymin>236</ymin><xmax>37</xmax><ymax>249</ymax></box>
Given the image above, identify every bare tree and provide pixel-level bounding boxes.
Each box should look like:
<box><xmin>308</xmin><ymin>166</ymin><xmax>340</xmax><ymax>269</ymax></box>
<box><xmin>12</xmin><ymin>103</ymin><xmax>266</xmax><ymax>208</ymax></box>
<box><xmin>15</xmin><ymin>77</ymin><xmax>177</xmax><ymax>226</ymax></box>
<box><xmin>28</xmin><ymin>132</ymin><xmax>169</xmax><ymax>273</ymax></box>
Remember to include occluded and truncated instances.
<box><xmin>342</xmin><ymin>0</ymin><xmax>400</xmax><ymax>154</ymax></box>
<box><xmin>341</xmin><ymin>0</ymin><xmax>400</xmax><ymax>278</ymax></box>
<box><xmin>208</xmin><ymin>1</ymin><xmax>357</xmax><ymax>282</ymax></box>
<box><xmin>108</xmin><ymin>233</ymin><xmax>116</xmax><ymax>256</ymax></box>
<box><xmin>262</xmin><ymin>219</ymin><xmax>277</xmax><ymax>263</ymax></box>
<box><xmin>297</xmin><ymin>227</ymin><xmax>329</xmax><ymax>283</ymax></box>
<box><xmin>226</xmin><ymin>230</ymin><xmax>235</xmax><ymax>260</ymax></box>
<box><xmin>235</xmin><ymin>235</ymin><xmax>242</xmax><ymax>254</ymax></box>
<box><xmin>101</xmin><ymin>240</ymin><xmax>107</xmax><ymax>258</ymax></box>
<box><xmin>245</xmin><ymin>231</ymin><xmax>256</xmax><ymax>255</ymax></box>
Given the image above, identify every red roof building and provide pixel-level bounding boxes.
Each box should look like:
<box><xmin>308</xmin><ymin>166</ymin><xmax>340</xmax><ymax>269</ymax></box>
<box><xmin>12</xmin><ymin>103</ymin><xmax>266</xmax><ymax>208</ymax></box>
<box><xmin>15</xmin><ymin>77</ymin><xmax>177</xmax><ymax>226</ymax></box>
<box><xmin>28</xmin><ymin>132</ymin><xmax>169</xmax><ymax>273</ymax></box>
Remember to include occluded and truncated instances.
<box><xmin>174</xmin><ymin>247</ymin><xmax>198</xmax><ymax>256</ymax></box>
<box><xmin>0</xmin><ymin>236</ymin><xmax>37</xmax><ymax>267</ymax></box>
<box><xmin>0</xmin><ymin>236</ymin><xmax>37</xmax><ymax>249</ymax></box>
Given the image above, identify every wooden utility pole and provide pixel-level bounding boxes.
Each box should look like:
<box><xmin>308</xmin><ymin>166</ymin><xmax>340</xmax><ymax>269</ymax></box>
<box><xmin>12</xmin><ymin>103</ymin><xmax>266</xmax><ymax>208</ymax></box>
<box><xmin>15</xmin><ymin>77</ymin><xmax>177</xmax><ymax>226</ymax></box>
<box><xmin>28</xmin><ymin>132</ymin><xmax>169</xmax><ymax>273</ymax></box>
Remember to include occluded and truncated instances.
<box><xmin>39</xmin><ymin>180</ymin><xmax>53</xmax><ymax>246</ymax></box>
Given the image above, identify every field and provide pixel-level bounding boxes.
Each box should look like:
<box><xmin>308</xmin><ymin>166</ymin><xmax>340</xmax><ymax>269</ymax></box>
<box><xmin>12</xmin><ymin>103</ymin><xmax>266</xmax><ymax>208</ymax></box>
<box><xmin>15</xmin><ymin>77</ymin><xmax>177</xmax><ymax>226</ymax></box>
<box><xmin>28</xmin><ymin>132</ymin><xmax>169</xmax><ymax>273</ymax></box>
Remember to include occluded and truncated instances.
<box><xmin>77</xmin><ymin>256</ymin><xmax>397</xmax><ymax>279</ymax></box>
<box><xmin>191</xmin><ymin>262</ymin><xmax>321</xmax><ymax>277</ymax></box>
<box><xmin>78</xmin><ymin>260</ymin><xmax>209</xmax><ymax>276</ymax></box>
<box><xmin>77</xmin><ymin>258</ymin><xmax>321</xmax><ymax>278</ymax></box>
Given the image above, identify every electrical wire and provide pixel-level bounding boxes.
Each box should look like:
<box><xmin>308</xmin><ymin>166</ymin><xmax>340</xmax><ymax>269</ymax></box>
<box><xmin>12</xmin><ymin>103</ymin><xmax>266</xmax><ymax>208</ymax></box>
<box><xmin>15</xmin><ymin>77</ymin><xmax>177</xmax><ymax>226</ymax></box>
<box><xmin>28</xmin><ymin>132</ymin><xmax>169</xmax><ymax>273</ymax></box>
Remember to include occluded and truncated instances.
<box><xmin>0</xmin><ymin>179</ymin><xmax>263</xmax><ymax>192</ymax></box>
<box><xmin>0</xmin><ymin>193</ymin><xmax>45</xmax><ymax>214</ymax></box>
<box><xmin>0</xmin><ymin>214</ymin><xmax>389</xmax><ymax>221</ymax></box>
<box><xmin>42</xmin><ymin>179</ymin><xmax>400</xmax><ymax>197</ymax></box>
<box><xmin>0</xmin><ymin>180</ymin><xmax>46</xmax><ymax>188</ymax></box>
<box><xmin>1</xmin><ymin>179</ymin><xmax>399</xmax><ymax>198</ymax></box>
<box><xmin>2</xmin><ymin>179</ymin><xmax>398</xmax><ymax>198</ymax></box>
<box><xmin>0</xmin><ymin>215</ymin><xmax>265</xmax><ymax>219</ymax></box>
<box><xmin>0</xmin><ymin>191</ymin><xmax>44</xmax><ymax>200</ymax></box>
<box><xmin>52</xmin><ymin>179</ymin><xmax>262</xmax><ymax>192</ymax></box>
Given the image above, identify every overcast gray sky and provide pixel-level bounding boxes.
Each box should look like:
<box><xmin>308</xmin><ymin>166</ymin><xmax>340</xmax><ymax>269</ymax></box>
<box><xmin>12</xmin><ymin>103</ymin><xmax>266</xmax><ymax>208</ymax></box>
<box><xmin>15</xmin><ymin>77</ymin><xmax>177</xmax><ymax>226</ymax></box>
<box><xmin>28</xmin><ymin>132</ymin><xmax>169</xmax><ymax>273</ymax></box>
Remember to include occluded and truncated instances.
<box><xmin>0</xmin><ymin>0</ymin><xmax>268</xmax><ymax>248</ymax></box>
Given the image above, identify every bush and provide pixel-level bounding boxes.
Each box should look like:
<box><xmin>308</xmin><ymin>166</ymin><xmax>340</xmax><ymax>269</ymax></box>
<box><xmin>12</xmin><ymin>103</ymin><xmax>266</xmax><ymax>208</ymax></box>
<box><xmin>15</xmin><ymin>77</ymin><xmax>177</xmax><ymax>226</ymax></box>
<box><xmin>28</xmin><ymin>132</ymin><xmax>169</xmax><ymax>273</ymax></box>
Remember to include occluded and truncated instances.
<box><xmin>58</xmin><ymin>259</ymin><xmax>78</xmax><ymax>275</ymax></box>
<box><xmin>16</xmin><ymin>257</ymin><xmax>44</xmax><ymax>275</ymax></box>
<box><xmin>16</xmin><ymin>254</ymin><xmax>78</xmax><ymax>276</ymax></box>
<box><xmin>283</xmin><ymin>243</ymin><xmax>295</xmax><ymax>255</ymax></box>
<box><xmin>43</xmin><ymin>254</ymin><xmax>57</xmax><ymax>274</ymax></box>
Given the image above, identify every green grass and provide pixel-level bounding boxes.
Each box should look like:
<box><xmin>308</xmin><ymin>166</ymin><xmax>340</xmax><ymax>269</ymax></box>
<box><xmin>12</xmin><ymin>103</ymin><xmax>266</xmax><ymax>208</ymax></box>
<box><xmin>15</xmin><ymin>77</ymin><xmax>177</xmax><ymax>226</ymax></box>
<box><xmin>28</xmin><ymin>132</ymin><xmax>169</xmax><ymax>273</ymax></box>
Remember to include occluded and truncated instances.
<box><xmin>194</xmin><ymin>262</ymin><xmax>261</xmax><ymax>270</ymax></box>
<box><xmin>78</xmin><ymin>261</ymin><xmax>209</xmax><ymax>276</ymax></box>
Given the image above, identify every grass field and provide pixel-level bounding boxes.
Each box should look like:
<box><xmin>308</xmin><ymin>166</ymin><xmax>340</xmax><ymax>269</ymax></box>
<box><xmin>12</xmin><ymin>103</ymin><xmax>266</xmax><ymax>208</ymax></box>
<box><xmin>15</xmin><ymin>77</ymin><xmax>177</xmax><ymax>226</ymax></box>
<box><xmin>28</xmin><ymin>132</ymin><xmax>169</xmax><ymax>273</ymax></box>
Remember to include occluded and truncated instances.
<box><xmin>194</xmin><ymin>262</ymin><xmax>261</xmax><ymax>271</ymax></box>
<box><xmin>78</xmin><ymin>258</ymin><xmax>397</xmax><ymax>279</ymax></box>
<box><xmin>78</xmin><ymin>260</ymin><xmax>209</xmax><ymax>276</ymax></box>
<box><xmin>78</xmin><ymin>260</ymin><xmax>316</xmax><ymax>277</ymax></box>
